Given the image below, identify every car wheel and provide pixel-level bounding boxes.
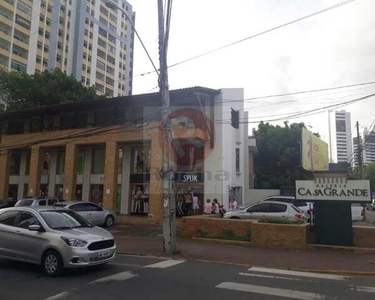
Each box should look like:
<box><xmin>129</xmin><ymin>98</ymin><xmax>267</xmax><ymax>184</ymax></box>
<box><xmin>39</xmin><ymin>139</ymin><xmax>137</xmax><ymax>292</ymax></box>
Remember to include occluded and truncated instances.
<box><xmin>230</xmin><ymin>216</ymin><xmax>240</xmax><ymax>220</ymax></box>
<box><xmin>42</xmin><ymin>250</ymin><xmax>63</xmax><ymax>277</ymax></box>
<box><xmin>104</xmin><ymin>215</ymin><xmax>115</xmax><ymax>227</ymax></box>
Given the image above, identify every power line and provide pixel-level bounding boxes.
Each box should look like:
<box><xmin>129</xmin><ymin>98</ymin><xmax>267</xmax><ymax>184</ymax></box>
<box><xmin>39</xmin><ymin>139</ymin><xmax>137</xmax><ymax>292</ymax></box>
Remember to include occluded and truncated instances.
<box><xmin>132</xmin><ymin>0</ymin><xmax>355</xmax><ymax>79</ymax></box>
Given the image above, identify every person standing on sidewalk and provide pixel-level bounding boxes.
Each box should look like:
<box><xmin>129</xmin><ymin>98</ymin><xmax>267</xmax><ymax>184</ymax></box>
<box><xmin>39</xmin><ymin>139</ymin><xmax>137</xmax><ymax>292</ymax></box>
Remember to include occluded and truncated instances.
<box><xmin>229</xmin><ymin>196</ymin><xmax>238</xmax><ymax>210</ymax></box>
<box><xmin>204</xmin><ymin>199</ymin><xmax>212</xmax><ymax>214</ymax></box>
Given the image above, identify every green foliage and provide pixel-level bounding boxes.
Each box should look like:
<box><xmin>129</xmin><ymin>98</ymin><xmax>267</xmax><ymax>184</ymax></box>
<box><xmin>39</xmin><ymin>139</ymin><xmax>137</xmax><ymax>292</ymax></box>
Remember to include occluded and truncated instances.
<box><xmin>258</xmin><ymin>217</ymin><xmax>304</xmax><ymax>225</ymax></box>
<box><xmin>252</xmin><ymin>122</ymin><xmax>313</xmax><ymax>189</ymax></box>
<box><xmin>364</xmin><ymin>163</ymin><xmax>375</xmax><ymax>180</ymax></box>
<box><xmin>0</xmin><ymin>69</ymin><xmax>100</xmax><ymax>111</ymax></box>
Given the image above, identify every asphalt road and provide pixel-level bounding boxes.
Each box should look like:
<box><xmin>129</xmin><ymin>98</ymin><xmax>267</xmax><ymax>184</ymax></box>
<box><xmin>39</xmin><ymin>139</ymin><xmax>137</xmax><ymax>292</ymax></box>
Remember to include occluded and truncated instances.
<box><xmin>1</xmin><ymin>254</ymin><xmax>375</xmax><ymax>300</ymax></box>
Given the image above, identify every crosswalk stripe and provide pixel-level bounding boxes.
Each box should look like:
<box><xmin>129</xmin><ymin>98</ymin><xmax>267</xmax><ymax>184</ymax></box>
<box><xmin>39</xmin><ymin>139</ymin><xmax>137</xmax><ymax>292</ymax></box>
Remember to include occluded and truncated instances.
<box><xmin>88</xmin><ymin>271</ymin><xmax>137</xmax><ymax>284</ymax></box>
<box><xmin>143</xmin><ymin>259</ymin><xmax>185</xmax><ymax>269</ymax></box>
<box><xmin>216</xmin><ymin>282</ymin><xmax>335</xmax><ymax>300</ymax></box>
<box><xmin>43</xmin><ymin>289</ymin><xmax>79</xmax><ymax>300</ymax></box>
<box><xmin>239</xmin><ymin>272</ymin><xmax>316</xmax><ymax>282</ymax></box>
<box><xmin>248</xmin><ymin>267</ymin><xmax>348</xmax><ymax>280</ymax></box>
<box><xmin>348</xmin><ymin>285</ymin><xmax>375</xmax><ymax>294</ymax></box>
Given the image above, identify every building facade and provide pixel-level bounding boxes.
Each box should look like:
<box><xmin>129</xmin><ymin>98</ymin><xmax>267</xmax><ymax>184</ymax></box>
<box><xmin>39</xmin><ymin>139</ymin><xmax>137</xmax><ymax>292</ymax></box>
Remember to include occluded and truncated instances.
<box><xmin>329</xmin><ymin>110</ymin><xmax>353</xmax><ymax>163</ymax></box>
<box><xmin>353</xmin><ymin>127</ymin><xmax>375</xmax><ymax>166</ymax></box>
<box><xmin>0</xmin><ymin>87</ymin><xmax>256</xmax><ymax>221</ymax></box>
<box><xmin>0</xmin><ymin>0</ymin><xmax>134</xmax><ymax>97</ymax></box>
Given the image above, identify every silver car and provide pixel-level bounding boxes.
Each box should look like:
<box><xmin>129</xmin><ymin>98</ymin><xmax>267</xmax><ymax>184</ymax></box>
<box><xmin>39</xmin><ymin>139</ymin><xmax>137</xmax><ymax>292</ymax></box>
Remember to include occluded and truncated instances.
<box><xmin>223</xmin><ymin>201</ymin><xmax>305</xmax><ymax>221</ymax></box>
<box><xmin>55</xmin><ymin>201</ymin><xmax>116</xmax><ymax>227</ymax></box>
<box><xmin>0</xmin><ymin>207</ymin><xmax>116</xmax><ymax>276</ymax></box>
<box><xmin>15</xmin><ymin>197</ymin><xmax>65</xmax><ymax>207</ymax></box>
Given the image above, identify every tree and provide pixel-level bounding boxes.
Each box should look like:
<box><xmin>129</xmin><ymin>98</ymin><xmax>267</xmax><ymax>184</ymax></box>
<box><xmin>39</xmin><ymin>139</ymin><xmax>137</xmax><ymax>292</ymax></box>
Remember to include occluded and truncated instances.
<box><xmin>0</xmin><ymin>69</ymin><xmax>100</xmax><ymax>111</ymax></box>
<box><xmin>364</xmin><ymin>163</ymin><xmax>375</xmax><ymax>180</ymax></box>
<box><xmin>252</xmin><ymin>122</ymin><xmax>313</xmax><ymax>189</ymax></box>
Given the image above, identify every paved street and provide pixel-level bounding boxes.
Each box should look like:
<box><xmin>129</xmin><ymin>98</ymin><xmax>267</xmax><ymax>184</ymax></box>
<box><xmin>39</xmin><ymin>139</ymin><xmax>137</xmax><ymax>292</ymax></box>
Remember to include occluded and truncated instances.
<box><xmin>1</xmin><ymin>254</ymin><xmax>375</xmax><ymax>300</ymax></box>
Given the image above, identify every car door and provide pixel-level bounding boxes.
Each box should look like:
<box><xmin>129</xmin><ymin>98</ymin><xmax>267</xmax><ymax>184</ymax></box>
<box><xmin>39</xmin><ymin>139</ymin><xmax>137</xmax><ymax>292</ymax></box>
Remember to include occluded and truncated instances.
<box><xmin>268</xmin><ymin>203</ymin><xmax>288</xmax><ymax>219</ymax></box>
<box><xmin>69</xmin><ymin>203</ymin><xmax>89</xmax><ymax>220</ymax></box>
<box><xmin>13</xmin><ymin>211</ymin><xmax>47</xmax><ymax>263</ymax></box>
<box><xmin>83</xmin><ymin>203</ymin><xmax>104</xmax><ymax>225</ymax></box>
<box><xmin>0</xmin><ymin>210</ymin><xmax>21</xmax><ymax>259</ymax></box>
<box><xmin>245</xmin><ymin>203</ymin><xmax>272</xmax><ymax>219</ymax></box>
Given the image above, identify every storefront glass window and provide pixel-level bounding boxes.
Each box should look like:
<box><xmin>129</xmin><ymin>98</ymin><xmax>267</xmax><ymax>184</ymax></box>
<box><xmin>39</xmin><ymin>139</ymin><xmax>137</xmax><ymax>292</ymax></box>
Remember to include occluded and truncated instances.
<box><xmin>90</xmin><ymin>184</ymin><xmax>103</xmax><ymax>205</ymax></box>
<box><xmin>118</xmin><ymin>148</ymin><xmax>123</xmax><ymax>174</ymax></box>
<box><xmin>57</xmin><ymin>150</ymin><xmax>65</xmax><ymax>175</ymax></box>
<box><xmin>131</xmin><ymin>146</ymin><xmax>151</xmax><ymax>174</ymax></box>
<box><xmin>41</xmin><ymin>151</ymin><xmax>51</xmax><ymax>176</ymax></box>
<box><xmin>10</xmin><ymin>152</ymin><xmax>21</xmax><ymax>175</ymax></box>
<box><xmin>25</xmin><ymin>152</ymin><xmax>31</xmax><ymax>175</ymax></box>
<box><xmin>92</xmin><ymin>148</ymin><xmax>105</xmax><ymax>174</ymax></box>
<box><xmin>130</xmin><ymin>184</ymin><xmax>149</xmax><ymax>215</ymax></box>
<box><xmin>55</xmin><ymin>185</ymin><xmax>63</xmax><ymax>197</ymax></box>
<box><xmin>76</xmin><ymin>184</ymin><xmax>83</xmax><ymax>201</ymax></box>
<box><xmin>76</xmin><ymin>149</ymin><xmax>85</xmax><ymax>174</ymax></box>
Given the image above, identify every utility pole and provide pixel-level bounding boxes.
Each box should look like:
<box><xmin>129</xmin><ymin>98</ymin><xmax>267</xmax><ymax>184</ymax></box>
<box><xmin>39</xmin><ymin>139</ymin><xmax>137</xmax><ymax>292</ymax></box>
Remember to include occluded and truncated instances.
<box><xmin>356</xmin><ymin>121</ymin><xmax>363</xmax><ymax>179</ymax></box>
<box><xmin>158</xmin><ymin>0</ymin><xmax>176</xmax><ymax>254</ymax></box>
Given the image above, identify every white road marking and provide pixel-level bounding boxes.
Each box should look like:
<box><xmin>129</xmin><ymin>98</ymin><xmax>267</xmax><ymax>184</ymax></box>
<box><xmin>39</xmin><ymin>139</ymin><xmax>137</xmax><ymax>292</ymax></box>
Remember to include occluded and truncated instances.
<box><xmin>349</xmin><ymin>285</ymin><xmax>375</xmax><ymax>294</ymax></box>
<box><xmin>89</xmin><ymin>271</ymin><xmax>137</xmax><ymax>284</ymax></box>
<box><xmin>143</xmin><ymin>259</ymin><xmax>185</xmax><ymax>269</ymax></box>
<box><xmin>216</xmin><ymin>282</ymin><xmax>336</xmax><ymax>300</ymax></box>
<box><xmin>109</xmin><ymin>262</ymin><xmax>143</xmax><ymax>268</ymax></box>
<box><xmin>248</xmin><ymin>267</ymin><xmax>348</xmax><ymax>281</ymax></box>
<box><xmin>43</xmin><ymin>289</ymin><xmax>79</xmax><ymax>300</ymax></box>
<box><xmin>239</xmin><ymin>272</ymin><xmax>316</xmax><ymax>283</ymax></box>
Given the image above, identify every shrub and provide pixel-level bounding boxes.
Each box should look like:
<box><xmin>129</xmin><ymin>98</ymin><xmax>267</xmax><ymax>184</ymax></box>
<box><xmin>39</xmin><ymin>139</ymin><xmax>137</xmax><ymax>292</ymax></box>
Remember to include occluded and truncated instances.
<box><xmin>258</xmin><ymin>217</ymin><xmax>304</xmax><ymax>225</ymax></box>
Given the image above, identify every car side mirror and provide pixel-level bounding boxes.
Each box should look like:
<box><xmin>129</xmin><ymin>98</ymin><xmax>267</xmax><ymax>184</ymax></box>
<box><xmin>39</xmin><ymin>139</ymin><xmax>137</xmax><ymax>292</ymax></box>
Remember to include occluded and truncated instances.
<box><xmin>28</xmin><ymin>224</ymin><xmax>44</xmax><ymax>232</ymax></box>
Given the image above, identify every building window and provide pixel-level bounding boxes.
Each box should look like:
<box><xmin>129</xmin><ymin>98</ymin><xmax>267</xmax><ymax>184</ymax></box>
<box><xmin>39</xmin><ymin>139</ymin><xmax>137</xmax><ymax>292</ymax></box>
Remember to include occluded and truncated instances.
<box><xmin>90</xmin><ymin>185</ymin><xmax>103</xmax><ymax>205</ymax></box>
<box><xmin>10</xmin><ymin>152</ymin><xmax>22</xmax><ymax>175</ymax></box>
<box><xmin>76</xmin><ymin>149</ymin><xmax>85</xmax><ymax>174</ymax></box>
<box><xmin>236</xmin><ymin>148</ymin><xmax>240</xmax><ymax>173</ymax></box>
<box><xmin>57</xmin><ymin>150</ymin><xmax>65</xmax><ymax>175</ymax></box>
<box><xmin>92</xmin><ymin>148</ymin><xmax>105</xmax><ymax>174</ymax></box>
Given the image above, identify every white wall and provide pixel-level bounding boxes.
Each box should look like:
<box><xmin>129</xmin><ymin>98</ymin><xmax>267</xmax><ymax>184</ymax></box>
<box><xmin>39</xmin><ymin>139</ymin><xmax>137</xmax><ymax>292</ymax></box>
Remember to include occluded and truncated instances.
<box><xmin>204</xmin><ymin>88</ymin><xmax>247</xmax><ymax>209</ymax></box>
<box><xmin>244</xmin><ymin>189</ymin><xmax>281</xmax><ymax>205</ymax></box>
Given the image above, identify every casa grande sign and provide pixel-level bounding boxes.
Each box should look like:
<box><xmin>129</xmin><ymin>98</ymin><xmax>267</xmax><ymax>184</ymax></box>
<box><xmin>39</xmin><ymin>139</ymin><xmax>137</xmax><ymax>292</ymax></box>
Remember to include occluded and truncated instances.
<box><xmin>296</xmin><ymin>179</ymin><xmax>371</xmax><ymax>202</ymax></box>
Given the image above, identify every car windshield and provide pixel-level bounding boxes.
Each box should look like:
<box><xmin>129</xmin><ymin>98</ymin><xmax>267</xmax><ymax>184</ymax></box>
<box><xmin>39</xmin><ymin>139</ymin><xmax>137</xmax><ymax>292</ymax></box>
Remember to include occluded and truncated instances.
<box><xmin>16</xmin><ymin>200</ymin><xmax>33</xmax><ymax>207</ymax></box>
<box><xmin>40</xmin><ymin>210</ymin><xmax>93</xmax><ymax>229</ymax></box>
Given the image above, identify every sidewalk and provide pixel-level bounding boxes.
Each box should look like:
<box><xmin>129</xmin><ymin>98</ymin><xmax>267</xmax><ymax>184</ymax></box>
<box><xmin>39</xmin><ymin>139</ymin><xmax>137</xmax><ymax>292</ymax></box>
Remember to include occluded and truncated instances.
<box><xmin>111</xmin><ymin>225</ymin><xmax>375</xmax><ymax>275</ymax></box>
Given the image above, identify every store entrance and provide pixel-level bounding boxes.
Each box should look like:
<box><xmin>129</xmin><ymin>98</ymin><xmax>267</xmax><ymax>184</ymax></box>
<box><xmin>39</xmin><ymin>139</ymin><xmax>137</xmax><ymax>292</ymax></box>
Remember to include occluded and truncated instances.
<box><xmin>176</xmin><ymin>185</ymin><xmax>204</xmax><ymax>217</ymax></box>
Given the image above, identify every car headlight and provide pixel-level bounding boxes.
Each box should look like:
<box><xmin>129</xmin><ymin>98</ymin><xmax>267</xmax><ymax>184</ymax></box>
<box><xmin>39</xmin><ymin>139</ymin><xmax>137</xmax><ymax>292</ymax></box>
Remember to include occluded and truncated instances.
<box><xmin>61</xmin><ymin>236</ymin><xmax>88</xmax><ymax>247</ymax></box>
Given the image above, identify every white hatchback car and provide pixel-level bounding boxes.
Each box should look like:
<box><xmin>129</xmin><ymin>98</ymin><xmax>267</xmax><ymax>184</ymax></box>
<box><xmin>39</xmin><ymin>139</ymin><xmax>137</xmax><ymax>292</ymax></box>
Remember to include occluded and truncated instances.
<box><xmin>224</xmin><ymin>201</ymin><xmax>305</xmax><ymax>222</ymax></box>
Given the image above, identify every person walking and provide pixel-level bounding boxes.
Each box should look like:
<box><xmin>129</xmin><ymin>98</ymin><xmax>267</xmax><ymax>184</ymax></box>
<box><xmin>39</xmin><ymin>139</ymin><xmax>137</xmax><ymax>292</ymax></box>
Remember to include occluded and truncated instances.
<box><xmin>229</xmin><ymin>196</ymin><xmax>238</xmax><ymax>210</ymax></box>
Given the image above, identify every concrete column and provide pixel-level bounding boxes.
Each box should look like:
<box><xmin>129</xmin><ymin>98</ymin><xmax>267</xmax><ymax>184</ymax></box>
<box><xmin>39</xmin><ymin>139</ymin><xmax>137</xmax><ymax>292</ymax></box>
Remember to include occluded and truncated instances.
<box><xmin>149</xmin><ymin>131</ymin><xmax>163</xmax><ymax>219</ymax></box>
<box><xmin>0</xmin><ymin>150</ymin><xmax>11</xmax><ymax>200</ymax></box>
<box><xmin>103</xmin><ymin>141</ymin><xmax>118</xmax><ymax>210</ymax></box>
<box><xmin>28</xmin><ymin>146</ymin><xmax>42</xmax><ymax>197</ymax></box>
<box><xmin>120</xmin><ymin>146</ymin><xmax>131</xmax><ymax>214</ymax></box>
<box><xmin>48</xmin><ymin>150</ymin><xmax>58</xmax><ymax>196</ymax></box>
<box><xmin>17</xmin><ymin>151</ymin><xmax>28</xmax><ymax>198</ymax></box>
<box><xmin>63</xmin><ymin>144</ymin><xmax>78</xmax><ymax>200</ymax></box>
<box><xmin>82</xmin><ymin>148</ymin><xmax>92</xmax><ymax>202</ymax></box>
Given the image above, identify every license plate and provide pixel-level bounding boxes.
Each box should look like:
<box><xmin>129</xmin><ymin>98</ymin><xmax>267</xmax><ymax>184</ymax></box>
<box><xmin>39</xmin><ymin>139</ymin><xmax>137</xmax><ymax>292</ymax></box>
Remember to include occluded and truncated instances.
<box><xmin>98</xmin><ymin>250</ymin><xmax>111</xmax><ymax>259</ymax></box>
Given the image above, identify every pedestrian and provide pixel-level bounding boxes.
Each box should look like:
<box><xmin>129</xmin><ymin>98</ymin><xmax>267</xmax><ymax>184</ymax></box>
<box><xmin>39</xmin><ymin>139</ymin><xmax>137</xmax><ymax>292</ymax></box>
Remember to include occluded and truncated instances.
<box><xmin>229</xmin><ymin>196</ymin><xmax>238</xmax><ymax>210</ymax></box>
<box><xmin>204</xmin><ymin>199</ymin><xmax>212</xmax><ymax>214</ymax></box>
<box><xmin>192</xmin><ymin>195</ymin><xmax>200</xmax><ymax>215</ymax></box>
<box><xmin>212</xmin><ymin>199</ymin><xmax>220</xmax><ymax>214</ymax></box>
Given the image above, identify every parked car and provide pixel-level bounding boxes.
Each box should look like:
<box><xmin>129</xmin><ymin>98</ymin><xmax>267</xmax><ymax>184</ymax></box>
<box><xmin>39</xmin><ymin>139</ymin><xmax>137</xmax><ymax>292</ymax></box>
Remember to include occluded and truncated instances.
<box><xmin>15</xmin><ymin>197</ymin><xmax>65</xmax><ymax>207</ymax></box>
<box><xmin>366</xmin><ymin>202</ymin><xmax>375</xmax><ymax>211</ymax></box>
<box><xmin>54</xmin><ymin>201</ymin><xmax>116</xmax><ymax>227</ymax></box>
<box><xmin>260</xmin><ymin>196</ymin><xmax>313</xmax><ymax>219</ymax></box>
<box><xmin>0</xmin><ymin>200</ymin><xmax>17</xmax><ymax>209</ymax></box>
<box><xmin>0</xmin><ymin>207</ymin><xmax>116</xmax><ymax>276</ymax></box>
<box><xmin>223</xmin><ymin>201</ymin><xmax>305</xmax><ymax>222</ymax></box>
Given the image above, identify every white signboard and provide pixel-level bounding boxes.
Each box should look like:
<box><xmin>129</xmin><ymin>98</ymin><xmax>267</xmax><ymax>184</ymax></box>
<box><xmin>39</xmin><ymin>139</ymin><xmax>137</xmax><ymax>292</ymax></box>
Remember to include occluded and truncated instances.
<box><xmin>296</xmin><ymin>180</ymin><xmax>371</xmax><ymax>202</ymax></box>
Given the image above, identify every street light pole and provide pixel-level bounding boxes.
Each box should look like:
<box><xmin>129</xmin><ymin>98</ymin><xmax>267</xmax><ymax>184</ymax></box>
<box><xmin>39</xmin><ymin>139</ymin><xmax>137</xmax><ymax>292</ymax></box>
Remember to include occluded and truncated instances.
<box><xmin>157</xmin><ymin>0</ymin><xmax>176</xmax><ymax>254</ymax></box>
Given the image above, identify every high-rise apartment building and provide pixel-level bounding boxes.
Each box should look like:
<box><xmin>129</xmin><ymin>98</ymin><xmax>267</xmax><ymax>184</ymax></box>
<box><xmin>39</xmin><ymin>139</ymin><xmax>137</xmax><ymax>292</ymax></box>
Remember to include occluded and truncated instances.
<box><xmin>0</xmin><ymin>0</ymin><xmax>134</xmax><ymax>97</ymax></box>
<box><xmin>353</xmin><ymin>127</ymin><xmax>375</xmax><ymax>166</ymax></box>
<box><xmin>329</xmin><ymin>110</ymin><xmax>353</xmax><ymax>163</ymax></box>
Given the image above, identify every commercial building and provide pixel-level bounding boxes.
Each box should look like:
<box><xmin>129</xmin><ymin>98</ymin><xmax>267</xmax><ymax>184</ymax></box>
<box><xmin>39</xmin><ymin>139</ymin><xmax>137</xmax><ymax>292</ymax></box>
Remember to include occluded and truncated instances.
<box><xmin>329</xmin><ymin>110</ymin><xmax>353</xmax><ymax>163</ymax></box>
<box><xmin>353</xmin><ymin>127</ymin><xmax>375</xmax><ymax>166</ymax></box>
<box><xmin>0</xmin><ymin>87</ymin><xmax>257</xmax><ymax>221</ymax></box>
<box><xmin>0</xmin><ymin>0</ymin><xmax>134</xmax><ymax>97</ymax></box>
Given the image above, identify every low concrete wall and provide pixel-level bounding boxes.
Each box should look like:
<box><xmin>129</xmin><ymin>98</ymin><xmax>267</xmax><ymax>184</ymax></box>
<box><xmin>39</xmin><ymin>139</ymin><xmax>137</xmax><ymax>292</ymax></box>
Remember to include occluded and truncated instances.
<box><xmin>251</xmin><ymin>222</ymin><xmax>308</xmax><ymax>250</ymax></box>
<box><xmin>353</xmin><ymin>226</ymin><xmax>375</xmax><ymax>248</ymax></box>
<box><xmin>179</xmin><ymin>215</ymin><xmax>254</xmax><ymax>238</ymax></box>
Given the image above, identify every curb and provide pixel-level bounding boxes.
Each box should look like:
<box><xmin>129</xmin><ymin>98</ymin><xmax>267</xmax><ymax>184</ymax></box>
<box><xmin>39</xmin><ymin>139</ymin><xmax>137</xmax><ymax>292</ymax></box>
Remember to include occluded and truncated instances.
<box><xmin>116</xmin><ymin>252</ymin><xmax>375</xmax><ymax>276</ymax></box>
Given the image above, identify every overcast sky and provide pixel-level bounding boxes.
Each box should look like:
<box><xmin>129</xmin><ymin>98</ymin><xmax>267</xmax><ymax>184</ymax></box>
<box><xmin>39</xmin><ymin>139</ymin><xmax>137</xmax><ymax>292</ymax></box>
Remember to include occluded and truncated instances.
<box><xmin>127</xmin><ymin>0</ymin><xmax>375</xmax><ymax>142</ymax></box>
